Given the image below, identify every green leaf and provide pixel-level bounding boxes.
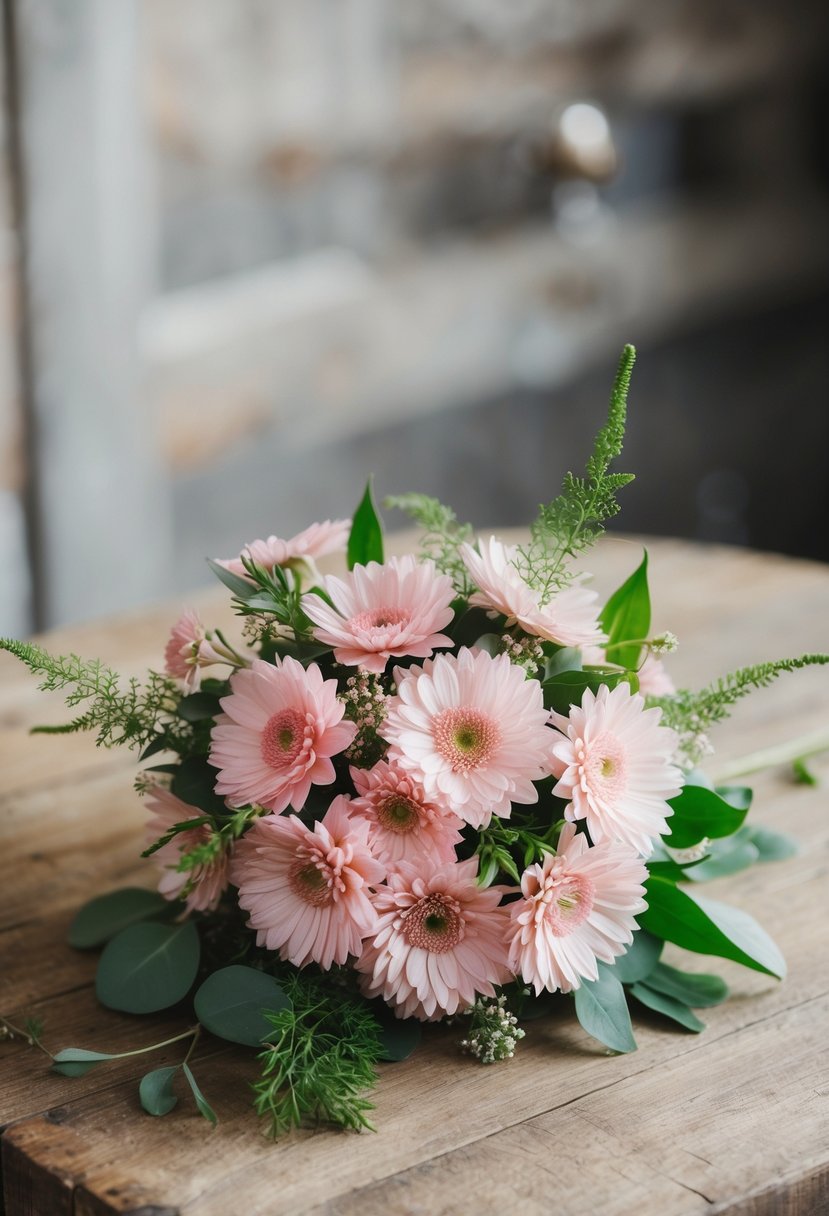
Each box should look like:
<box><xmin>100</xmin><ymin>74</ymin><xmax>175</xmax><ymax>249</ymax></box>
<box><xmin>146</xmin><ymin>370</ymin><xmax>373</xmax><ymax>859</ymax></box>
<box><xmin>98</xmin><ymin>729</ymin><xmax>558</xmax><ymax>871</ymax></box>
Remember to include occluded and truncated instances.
<box><xmin>542</xmin><ymin>646</ymin><xmax>583</xmax><ymax>680</ymax></box>
<box><xmin>177</xmin><ymin>692</ymin><xmax>222</xmax><ymax>723</ymax></box>
<box><xmin>194</xmin><ymin>966</ymin><xmax>291</xmax><ymax>1047</ymax></box>
<box><xmin>96</xmin><ymin>920</ymin><xmax>201</xmax><ymax>1014</ymax></box>
<box><xmin>686</xmin><ymin>836</ymin><xmax>759</xmax><ymax>881</ymax></box>
<box><xmin>573</xmin><ymin>966</ymin><xmax>637</xmax><ymax>1053</ymax></box>
<box><xmin>628</xmin><ymin>983</ymin><xmax>705</xmax><ymax>1032</ymax></box>
<box><xmin>171</xmin><ymin>756</ymin><xmax>227</xmax><ymax>816</ymax></box>
<box><xmin>639</xmin><ymin>876</ymin><xmax>785</xmax><ymax>978</ymax></box>
<box><xmin>348</xmin><ymin>480</ymin><xmax>384</xmax><ymax>570</ymax></box>
<box><xmin>611</xmin><ymin>930</ymin><xmax>663</xmax><ymax>984</ymax></box>
<box><xmin>52</xmin><ymin>1048</ymin><xmax>119</xmax><ymax>1078</ymax></box>
<box><xmin>447</xmin><ymin>606</ymin><xmax>499</xmax><ymax>648</ymax></box>
<box><xmin>600</xmin><ymin>550</ymin><xmax>650</xmax><ymax>670</ymax></box>
<box><xmin>377</xmin><ymin>1015</ymin><xmax>422</xmax><ymax>1062</ymax></box>
<box><xmin>746</xmin><ymin>825</ymin><xmax>799</xmax><ymax>862</ymax></box>
<box><xmin>792</xmin><ymin>756</ymin><xmax>819</xmax><ymax>786</ymax></box>
<box><xmin>68</xmin><ymin>888</ymin><xmax>174</xmax><ymax>950</ymax></box>
<box><xmin>715</xmin><ymin>785</ymin><xmax>753</xmax><ymax>811</ymax></box>
<box><xmin>543</xmin><ymin>667</ymin><xmax>638</xmax><ymax>715</ymax></box>
<box><xmin>207</xmin><ymin>558</ymin><xmax>257</xmax><ymax>599</ymax></box>
<box><xmin>643</xmin><ymin>961</ymin><xmax>728</xmax><ymax>1008</ymax></box>
<box><xmin>139</xmin><ymin>1065</ymin><xmax>179</xmax><ymax>1116</ymax></box>
<box><xmin>664</xmin><ymin>784</ymin><xmax>749</xmax><ymax>849</ymax></box>
<box><xmin>183</xmin><ymin>1062</ymin><xmax>218</xmax><ymax>1126</ymax></box>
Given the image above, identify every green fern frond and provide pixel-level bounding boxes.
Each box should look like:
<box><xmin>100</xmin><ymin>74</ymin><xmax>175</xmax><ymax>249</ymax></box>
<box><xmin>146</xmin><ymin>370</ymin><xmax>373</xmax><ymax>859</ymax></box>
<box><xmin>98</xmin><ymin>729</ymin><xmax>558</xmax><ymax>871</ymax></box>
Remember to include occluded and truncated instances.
<box><xmin>0</xmin><ymin>638</ymin><xmax>181</xmax><ymax>750</ymax></box>
<box><xmin>384</xmin><ymin>492</ymin><xmax>475</xmax><ymax>594</ymax></box>
<box><xmin>516</xmin><ymin>344</ymin><xmax>636</xmax><ymax>601</ymax></box>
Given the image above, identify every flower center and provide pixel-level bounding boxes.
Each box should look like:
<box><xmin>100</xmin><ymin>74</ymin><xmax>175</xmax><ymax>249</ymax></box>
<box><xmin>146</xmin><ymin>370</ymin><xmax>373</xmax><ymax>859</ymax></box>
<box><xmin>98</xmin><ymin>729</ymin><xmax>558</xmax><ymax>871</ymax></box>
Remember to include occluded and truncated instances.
<box><xmin>377</xmin><ymin>794</ymin><xmax>419</xmax><ymax>834</ymax></box>
<box><xmin>432</xmin><ymin>708</ymin><xmax>501</xmax><ymax>772</ymax></box>
<box><xmin>542</xmin><ymin>872</ymin><xmax>595</xmax><ymax>936</ymax></box>
<box><xmin>288</xmin><ymin>858</ymin><xmax>333</xmax><ymax>907</ymax></box>
<box><xmin>401</xmin><ymin>893</ymin><xmax>464</xmax><ymax>952</ymax></box>
<box><xmin>260</xmin><ymin>708</ymin><xmax>309</xmax><ymax>769</ymax></box>
<box><xmin>579</xmin><ymin>731</ymin><xmax>627</xmax><ymax>801</ymax></box>
<box><xmin>349</xmin><ymin>607</ymin><xmax>409</xmax><ymax>636</ymax></box>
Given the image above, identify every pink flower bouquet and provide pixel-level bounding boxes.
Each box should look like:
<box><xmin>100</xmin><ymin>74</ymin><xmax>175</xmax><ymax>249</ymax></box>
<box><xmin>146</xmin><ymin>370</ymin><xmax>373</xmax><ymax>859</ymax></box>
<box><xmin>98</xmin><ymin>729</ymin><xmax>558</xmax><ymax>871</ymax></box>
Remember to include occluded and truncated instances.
<box><xmin>3</xmin><ymin>346</ymin><xmax>826</xmax><ymax>1133</ymax></box>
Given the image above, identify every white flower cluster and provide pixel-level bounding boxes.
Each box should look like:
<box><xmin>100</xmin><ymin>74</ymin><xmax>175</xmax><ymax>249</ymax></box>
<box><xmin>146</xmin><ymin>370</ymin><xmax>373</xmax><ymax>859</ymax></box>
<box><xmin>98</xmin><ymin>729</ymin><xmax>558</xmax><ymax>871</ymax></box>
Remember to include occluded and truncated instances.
<box><xmin>460</xmin><ymin>994</ymin><xmax>526</xmax><ymax>1064</ymax></box>
<box><xmin>341</xmin><ymin>670</ymin><xmax>388</xmax><ymax>767</ymax></box>
<box><xmin>651</xmin><ymin>631</ymin><xmax>679</xmax><ymax>655</ymax></box>
<box><xmin>500</xmin><ymin>633</ymin><xmax>544</xmax><ymax>676</ymax></box>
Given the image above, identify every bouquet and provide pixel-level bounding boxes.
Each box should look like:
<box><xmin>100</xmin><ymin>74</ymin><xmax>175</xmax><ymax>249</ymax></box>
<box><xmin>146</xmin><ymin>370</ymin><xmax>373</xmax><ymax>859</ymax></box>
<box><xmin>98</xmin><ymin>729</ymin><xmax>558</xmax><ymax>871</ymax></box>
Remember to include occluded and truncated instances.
<box><xmin>2</xmin><ymin>345</ymin><xmax>826</xmax><ymax>1135</ymax></box>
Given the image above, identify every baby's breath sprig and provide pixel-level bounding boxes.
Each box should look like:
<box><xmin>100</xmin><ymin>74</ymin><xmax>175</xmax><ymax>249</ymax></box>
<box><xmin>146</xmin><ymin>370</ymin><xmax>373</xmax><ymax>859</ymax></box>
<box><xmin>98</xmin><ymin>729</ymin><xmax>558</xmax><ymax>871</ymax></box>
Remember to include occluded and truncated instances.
<box><xmin>342</xmin><ymin>670</ymin><xmax>388</xmax><ymax>768</ymax></box>
<box><xmin>501</xmin><ymin>633</ymin><xmax>544</xmax><ymax>676</ymax></box>
<box><xmin>460</xmin><ymin>994</ymin><xmax>525</xmax><ymax>1064</ymax></box>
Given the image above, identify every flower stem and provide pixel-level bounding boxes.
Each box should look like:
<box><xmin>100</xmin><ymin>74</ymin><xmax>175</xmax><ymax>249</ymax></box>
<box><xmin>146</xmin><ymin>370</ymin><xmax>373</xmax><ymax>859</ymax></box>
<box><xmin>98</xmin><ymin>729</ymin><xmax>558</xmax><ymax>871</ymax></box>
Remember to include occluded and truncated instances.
<box><xmin>711</xmin><ymin>727</ymin><xmax>829</xmax><ymax>782</ymax></box>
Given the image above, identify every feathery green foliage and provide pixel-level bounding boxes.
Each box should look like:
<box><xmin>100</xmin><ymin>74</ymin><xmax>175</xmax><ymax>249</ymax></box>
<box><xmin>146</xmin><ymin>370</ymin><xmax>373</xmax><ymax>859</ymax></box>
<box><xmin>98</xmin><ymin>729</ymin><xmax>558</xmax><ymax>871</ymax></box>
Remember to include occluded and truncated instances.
<box><xmin>253</xmin><ymin>971</ymin><xmax>382</xmax><ymax>1135</ymax></box>
<box><xmin>652</xmin><ymin>654</ymin><xmax>829</xmax><ymax>764</ymax></box>
<box><xmin>0</xmin><ymin>638</ymin><xmax>182</xmax><ymax>750</ymax></box>
<box><xmin>516</xmin><ymin>344</ymin><xmax>636</xmax><ymax>602</ymax></box>
<box><xmin>383</xmin><ymin>492</ymin><xmax>475</xmax><ymax>595</ymax></box>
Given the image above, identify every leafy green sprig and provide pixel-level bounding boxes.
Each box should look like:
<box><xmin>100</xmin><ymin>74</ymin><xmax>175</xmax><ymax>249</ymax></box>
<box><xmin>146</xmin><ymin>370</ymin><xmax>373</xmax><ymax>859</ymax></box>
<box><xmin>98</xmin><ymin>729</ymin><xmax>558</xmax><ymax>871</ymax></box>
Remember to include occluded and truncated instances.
<box><xmin>208</xmin><ymin>556</ymin><xmax>323</xmax><ymax>657</ymax></box>
<box><xmin>515</xmin><ymin>344</ymin><xmax>636</xmax><ymax>603</ymax></box>
<box><xmin>0</xmin><ymin>639</ymin><xmax>185</xmax><ymax>750</ymax></box>
<box><xmin>253</xmin><ymin>971</ymin><xmax>382</xmax><ymax>1136</ymax></box>
<box><xmin>383</xmin><ymin>492</ymin><xmax>475</xmax><ymax>596</ymax></box>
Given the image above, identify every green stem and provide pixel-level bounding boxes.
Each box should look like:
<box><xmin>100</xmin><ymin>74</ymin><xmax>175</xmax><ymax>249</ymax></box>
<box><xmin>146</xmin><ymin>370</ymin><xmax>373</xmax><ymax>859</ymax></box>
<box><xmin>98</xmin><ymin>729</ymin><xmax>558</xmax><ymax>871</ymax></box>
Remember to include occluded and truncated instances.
<box><xmin>711</xmin><ymin>727</ymin><xmax>829</xmax><ymax>782</ymax></box>
<box><xmin>0</xmin><ymin>1015</ymin><xmax>53</xmax><ymax>1060</ymax></box>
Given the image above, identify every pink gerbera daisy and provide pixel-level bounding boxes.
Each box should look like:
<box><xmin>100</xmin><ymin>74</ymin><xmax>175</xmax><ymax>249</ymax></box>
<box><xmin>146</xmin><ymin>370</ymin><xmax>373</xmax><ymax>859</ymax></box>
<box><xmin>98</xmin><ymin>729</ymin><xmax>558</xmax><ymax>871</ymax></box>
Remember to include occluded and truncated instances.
<box><xmin>231</xmin><ymin>796</ymin><xmax>385</xmax><ymax>969</ymax></box>
<box><xmin>636</xmin><ymin>653</ymin><xmax>676</xmax><ymax>697</ymax></box>
<box><xmin>356</xmin><ymin>857</ymin><xmax>512</xmax><ymax>1020</ymax></box>
<box><xmin>549</xmin><ymin>682</ymin><xmax>683</xmax><ymax>856</ymax></box>
<box><xmin>209</xmin><ymin>657</ymin><xmax>356</xmax><ymax>813</ymax></box>
<box><xmin>507</xmin><ymin>822</ymin><xmax>647</xmax><ymax>994</ymax></box>
<box><xmin>164</xmin><ymin>609</ymin><xmax>228</xmax><ymax>693</ymax></box>
<box><xmin>460</xmin><ymin>537</ymin><xmax>605</xmax><ymax>648</ymax></box>
<box><xmin>217</xmin><ymin>519</ymin><xmax>351</xmax><ymax>578</ymax></box>
<box><xmin>301</xmin><ymin>555</ymin><xmax>455</xmax><ymax>675</ymax></box>
<box><xmin>349</xmin><ymin>759</ymin><xmax>463</xmax><ymax>870</ymax></box>
<box><xmin>382</xmin><ymin>648</ymin><xmax>552</xmax><ymax>828</ymax></box>
<box><xmin>144</xmin><ymin>787</ymin><xmax>230</xmax><ymax>913</ymax></box>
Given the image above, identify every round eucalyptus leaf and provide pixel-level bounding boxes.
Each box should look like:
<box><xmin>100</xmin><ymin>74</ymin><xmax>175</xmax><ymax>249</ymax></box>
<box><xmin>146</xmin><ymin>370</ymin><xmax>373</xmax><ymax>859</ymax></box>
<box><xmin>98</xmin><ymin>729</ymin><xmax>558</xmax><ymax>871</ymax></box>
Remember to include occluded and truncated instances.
<box><xmin>68</xmin><ymin>887</ymin><xmax>173</xmax><ymax>950</ymax></box>
<box><xmin>96</xmin><ymin>920</ymin><xmax>201</xmax><ymax>1014</ymax></box>
<box><xmin>139</xmin><ymin>1065</ymin><xmax>179</xmax><ymax>1116</ymax></box>
<box><xmin>194</xmin><ymin>965</ymin><xmax>291</xmax><ymax>1047</ymax></box>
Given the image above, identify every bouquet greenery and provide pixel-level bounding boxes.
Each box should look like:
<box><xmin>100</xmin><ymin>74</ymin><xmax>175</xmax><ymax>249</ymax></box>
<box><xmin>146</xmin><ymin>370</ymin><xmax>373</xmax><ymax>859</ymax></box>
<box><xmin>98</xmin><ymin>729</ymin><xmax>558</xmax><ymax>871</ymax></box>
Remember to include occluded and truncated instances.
<box><xmin>3</xmin><ymin>346</ymin><xmax>825</xmax><ymax>1135</ymax></box>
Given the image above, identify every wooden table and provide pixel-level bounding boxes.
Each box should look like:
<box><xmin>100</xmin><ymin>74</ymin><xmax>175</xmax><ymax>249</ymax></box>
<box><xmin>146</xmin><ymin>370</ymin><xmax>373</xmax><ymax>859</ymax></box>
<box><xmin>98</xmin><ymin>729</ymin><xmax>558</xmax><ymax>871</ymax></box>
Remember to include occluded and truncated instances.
<box><xmin>2</xmin><ymin>536</ymin><xmax>828</xmax><ymax>1216</ymax></box>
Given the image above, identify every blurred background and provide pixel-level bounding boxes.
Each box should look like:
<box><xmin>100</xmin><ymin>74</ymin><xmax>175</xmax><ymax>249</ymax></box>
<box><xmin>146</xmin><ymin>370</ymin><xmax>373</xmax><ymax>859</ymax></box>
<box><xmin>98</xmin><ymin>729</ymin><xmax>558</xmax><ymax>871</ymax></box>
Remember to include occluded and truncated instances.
<box><xmin>1</xmin><ymin>0</ymin><xmax>828</xmax><ymax>634</ymax></box>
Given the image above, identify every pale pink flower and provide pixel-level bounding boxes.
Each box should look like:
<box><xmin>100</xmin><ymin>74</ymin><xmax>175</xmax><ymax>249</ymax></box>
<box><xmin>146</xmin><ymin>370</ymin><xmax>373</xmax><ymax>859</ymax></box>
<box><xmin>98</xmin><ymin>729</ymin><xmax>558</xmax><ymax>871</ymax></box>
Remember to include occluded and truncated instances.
<box><xmin>356</xmin><ymin>857</ymin><xmax>512</xmax><ymax>1020</ymax></box>
<box><xmin>144</xmin><ymin>787</ymin><xmax>230</xmax><ymax>913</ymax></box>
<box><xmin>231</xmin><ymin>796</ymin><xmax>385</xmax><ymax>969</ymax></box>
<box><xmin>549</xmin><ymin>682</ymin><xmax>683</xmax><ymax>856</ymax></box>
<box><xmin>164</xmin><ymin>609</ymin><xmax>227</xmax><ymax>693</ymax></box>
<box><xmin>382</xmin><ymin>648</ymin><xmax>552</xmax><ymax>829</ymax></box>
<box><xmin>636</xmin><ymin>653</ymin><xmax>676</xmax><ymax>697</ymax></box>
<box><xmin>209</xmin><ymin>657</ymin><xmax>356</xmax><ymax>813</ymax></box>
<box><xmin>301</xmin><ymin>555</ymin><xmax>455</xmax><ymax>675</ymax></box>
<box><xmin>460</xmin><ymin>537</ymin><xmax>605</xmax><ymax>648</ymax></box>
<box><xmin>218</xmin><ymin>519</ymin><xmax>351</xmax><ymax>578</ymax></box>
<box><xmin>349</xmin><ymin>759</ymin><xmax>463</xmax><ymax>870</ymax></box>
<box><xmin>507</xmin><ymin>822</ymin><xmax>647</xmax><ymax>994</ymax></box>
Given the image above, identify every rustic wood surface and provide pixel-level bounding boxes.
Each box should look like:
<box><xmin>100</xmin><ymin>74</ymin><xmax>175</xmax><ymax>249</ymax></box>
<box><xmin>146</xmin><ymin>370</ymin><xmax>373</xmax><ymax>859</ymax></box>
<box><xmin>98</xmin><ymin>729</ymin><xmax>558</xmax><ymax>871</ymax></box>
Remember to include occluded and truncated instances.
<box><xmin>1</xmin><ymin>535</ymin><xmax>827</xmax><ymax>1216</ymax></box>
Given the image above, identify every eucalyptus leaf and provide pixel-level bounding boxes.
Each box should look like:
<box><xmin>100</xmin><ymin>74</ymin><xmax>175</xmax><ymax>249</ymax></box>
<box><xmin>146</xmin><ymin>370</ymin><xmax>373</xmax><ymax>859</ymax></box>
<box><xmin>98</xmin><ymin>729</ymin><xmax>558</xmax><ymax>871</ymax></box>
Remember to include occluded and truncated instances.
<box><xmin>52</xmin><ymin>1048</ymin><xmax>119</xmax><ymax>1078</ymax></box>
<box><xmin>377</xmin><ymin>1015</ymin><xmax>422</xmax><ymax>1062</ymax></box>
<box><xmin>68</xmin><ymin>888</ymin><xmax>174</xmax><ymax>950</ymax></box>
<box><xmin>347</xmin><ymin>480</ymin><xmax>384</xmax><ymax>570</ymax></box>
<box><xmin>542</xmin><ymin>646</ymin><xmax>583</xmax><ymax>680</ymax></box>
<box><xmin>628</xmin><ymin>983</ymin><xmax>705</xmax><ymax>1032</ymax></box>
<box><xmin>643</xmin><ymin>961</ymin><xmax>728</xmax><ymax>1008</ymax></box>
<box><xmin>639</xmin><ymin>876</ymin><xmax>785</xmax><ymax>978</ymax></box>
<box><xmin>183</xmin><ymin>1062</ymin><xmax>218</xmax><ymax>1126</ymax></box>
<box><xmin>747</xmin><ymin>825</ymin><xmax>799</xmax><ymax>862</ymax></box>
<box><xmin>611</xmin><ymin>930</ymin><xmax>663</xmax><ymax>984</ymax></box>
<box><xmin>573</xmin><ymin>966</ymin><xmax>637</xmax><ymax>1053</ymax></box>
<box><xmin>139</xmin><ymin>1065</ymin><xmax>179</xmax><ymax>1116</ymax></box>
<box><xmin>96</xmin><ymin>920</ymin><xmax>201</xmax><ymax>1014</ymax></box>
<box><xmin>664</xmin><ymin>784</ymin><xmax>749</xmax><ymax>849</ymax></box>
<box><xmin>600</xmin><ymin>550</ymin><xmax>650</xmax><ymax>670</ymax></box>
<box><xmin>194</xmin><ymin>966</ymin><xmax>291</xmax><ymax>1047</ymax></box>
<box><xmin>714</xmin><ymin>785</ymin><xmax>753</xmax><ymax>812</ymax></box>
<box><xmin>687</xmin><ymin>838</ymin><xmax>759</xmax><ymax>881</ymax></box>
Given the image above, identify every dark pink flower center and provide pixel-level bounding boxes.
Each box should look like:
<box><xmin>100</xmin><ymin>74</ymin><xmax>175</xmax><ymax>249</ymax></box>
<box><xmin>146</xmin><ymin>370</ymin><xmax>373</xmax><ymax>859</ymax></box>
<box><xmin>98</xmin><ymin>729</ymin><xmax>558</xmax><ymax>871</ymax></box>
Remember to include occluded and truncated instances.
<box><xmin>288</xmin><ymin>858</ymin><xmax>333</xmax><ymax>907</ymax></box>
<box><xmin>377</xmin><ymin>794</ymin><xmax>420</xmax><ymax>834</ymax></box>
<box><xmin>432</xmin><ymin>707</ymin><xmax>501</xmax><ymax>772</ymax></box>
<box><xmin>542</xmin><ymin>872</ymin><xmax>595</xmax><ymax>936</ymax></box>
<box><xmin>260</xmin><ymin>708</ymin><xmax>310</xmax><ymax>769</ymax></box>
<box><xmin>348</xmin><ymin>606</ymin><xmax>410</xmax><ymax>636</ymax></box>
<box><xmin>401</xmin><ymin>893</ymin><xmax>464</xmax><ymax>952</ymax></box>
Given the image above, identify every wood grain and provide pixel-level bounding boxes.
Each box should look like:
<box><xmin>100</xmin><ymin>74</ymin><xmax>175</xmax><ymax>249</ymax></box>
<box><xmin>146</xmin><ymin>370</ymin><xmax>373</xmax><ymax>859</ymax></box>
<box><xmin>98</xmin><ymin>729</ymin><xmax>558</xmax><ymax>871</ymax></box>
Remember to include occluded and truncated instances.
<box><xmin>1</xmin><ymin>537</ymin><xmax>827</xmax><ymax>1215</ymax></box>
